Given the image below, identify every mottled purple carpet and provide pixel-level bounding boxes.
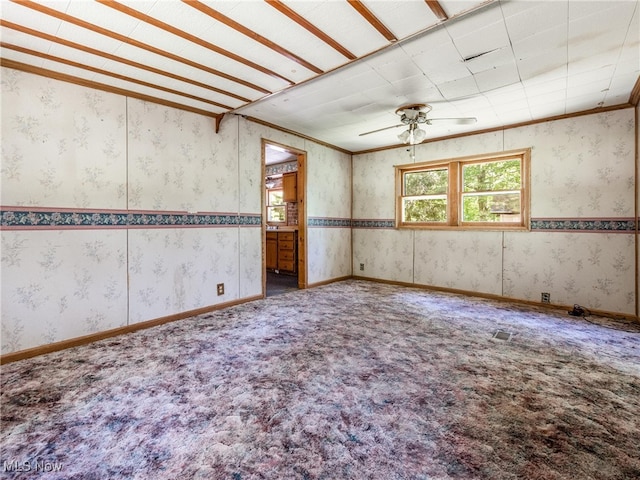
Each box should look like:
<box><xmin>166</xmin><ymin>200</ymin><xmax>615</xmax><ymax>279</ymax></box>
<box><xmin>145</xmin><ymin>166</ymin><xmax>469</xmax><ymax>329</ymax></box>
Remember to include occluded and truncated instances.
<box><xmin>2</xmin><ymin>280</ymin><xmax>639</xmax><ymax>479</ymax></box>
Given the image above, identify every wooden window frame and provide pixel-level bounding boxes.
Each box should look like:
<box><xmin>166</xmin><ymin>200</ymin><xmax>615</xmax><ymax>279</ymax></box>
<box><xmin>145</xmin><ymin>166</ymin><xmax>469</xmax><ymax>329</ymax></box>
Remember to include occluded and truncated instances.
<box><xmin>266</xmin><ymin>187</ymin><xmax>286</xmax><ymax>224</ymax></box>
<box><xmin>395</xmin><ymin>148</ymin><xmax>531</xmax><ymax>230</ymax></box>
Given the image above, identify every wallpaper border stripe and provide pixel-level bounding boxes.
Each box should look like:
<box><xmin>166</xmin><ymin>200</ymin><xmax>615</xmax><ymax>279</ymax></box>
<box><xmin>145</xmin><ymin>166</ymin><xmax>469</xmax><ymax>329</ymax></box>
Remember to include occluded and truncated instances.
<box><xmin>1</xmin><ymin>209</ymin><xmax>636</xmax><ymax>232</ymax></box>
<box><xmin>351</xmin><ymin>218</ymin><xmax>637</xmax><ymax>232</ymax></box>
<box><xmin>0</xmin><ymin>207</ymin><xmax>261</xmax><ymax>230</ymax></box>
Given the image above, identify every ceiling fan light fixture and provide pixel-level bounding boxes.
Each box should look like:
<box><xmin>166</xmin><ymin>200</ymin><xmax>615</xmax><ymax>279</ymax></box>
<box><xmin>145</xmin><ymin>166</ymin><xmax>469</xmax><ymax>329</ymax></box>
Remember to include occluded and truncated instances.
<box><xmin>398</xmin><ymin>129</ymin><xmax>411</xmax><ymax>143</ymax></box>
<box><xmin>413</xmin><ymin>126</ymin><xmax>426</xmax><ymax>143</ymax></box>
<box><xmin>398</xmin><ymin>124</ymin><xmax>426</xmax><ymax>145</ymax></box>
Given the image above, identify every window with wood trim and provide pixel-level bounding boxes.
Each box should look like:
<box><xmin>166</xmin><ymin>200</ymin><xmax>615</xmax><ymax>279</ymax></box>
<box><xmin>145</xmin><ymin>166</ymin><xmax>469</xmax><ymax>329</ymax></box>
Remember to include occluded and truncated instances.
<box><xmin>266</xmin><ymin>188</ymin><xmax>286</xmax><ymax>223</ymax></box>
<box><xmin>395</xmin><ymin>149</ymin><xmax>530</xmax><ymax>229</ymax></box>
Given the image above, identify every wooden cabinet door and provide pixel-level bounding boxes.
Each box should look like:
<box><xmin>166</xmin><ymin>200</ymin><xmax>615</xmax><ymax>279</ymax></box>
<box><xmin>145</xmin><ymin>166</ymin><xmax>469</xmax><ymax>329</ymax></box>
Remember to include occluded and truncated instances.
<box><xmin>266</xmin><ymin>233</ymin><xmax>278</xmax><ymax>270</ymax></box>
<box><xmin>282</xmin><ymin>172</ymin><xmax>297</xmax><ymax>203</ymax></box>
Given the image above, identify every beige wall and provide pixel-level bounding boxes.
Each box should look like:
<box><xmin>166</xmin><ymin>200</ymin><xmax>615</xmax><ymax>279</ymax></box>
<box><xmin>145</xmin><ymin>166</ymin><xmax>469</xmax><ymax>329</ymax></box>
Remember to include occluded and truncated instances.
<box><xmin>353</xmin><ymin>109</ymin><xmax>637</xmax><ymax>317</ymax></box>
<box><xmin>0</xmin><ymin>68</ymin><xmax>352</xmax><ymax>355</ymax></box>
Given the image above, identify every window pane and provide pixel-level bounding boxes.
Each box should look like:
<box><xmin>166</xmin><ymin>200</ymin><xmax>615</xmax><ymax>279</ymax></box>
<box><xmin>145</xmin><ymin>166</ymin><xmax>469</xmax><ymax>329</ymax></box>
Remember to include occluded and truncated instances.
<box><xmin>403</xmin><ymin>198</ymin><xmax>447</xmax><ymax>222</ymax></box>
<box><xmin>462</xmin><ymin>193</ymin><xmax>521</xmax><ymax>222</ymax></box>
<box><xmin>268</xmin><ymin>190</ymin><xmax>284</xmax><ymax>206</ymax></box>
<box><xmin>463</xmin><ymin>159</ymin><xmax>520</xmax><ymax>193</ymax></box>
<box><xmin>405</xmin><ymin>168</ymin><xmax>448</xmax><ymax>196</ymax></box>
<box><xmin>267</xmin><ymin>206</ymin><xmax>286</xmax><ymax>222</ymax></box>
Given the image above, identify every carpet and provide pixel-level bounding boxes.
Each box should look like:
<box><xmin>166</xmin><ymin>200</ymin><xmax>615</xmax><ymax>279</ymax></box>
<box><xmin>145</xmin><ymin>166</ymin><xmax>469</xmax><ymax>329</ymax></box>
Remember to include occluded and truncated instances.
<box><xmin>1</xmin><ymin>280</ymin><xmax>639</xmax><ymax>479</ymax></box>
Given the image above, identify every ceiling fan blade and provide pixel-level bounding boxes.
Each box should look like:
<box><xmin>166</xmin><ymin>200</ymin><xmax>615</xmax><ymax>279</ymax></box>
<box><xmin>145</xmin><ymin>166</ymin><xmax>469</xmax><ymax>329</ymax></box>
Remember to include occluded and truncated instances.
<box><xmin>359</xmin><ymin>123</ymin><xmax>405</xmax><ymax>136</ymax></box>
<box><xmin>427</xmin><ymin>117</ymin><xmax>477</xmax><ymax>125</ymax></box>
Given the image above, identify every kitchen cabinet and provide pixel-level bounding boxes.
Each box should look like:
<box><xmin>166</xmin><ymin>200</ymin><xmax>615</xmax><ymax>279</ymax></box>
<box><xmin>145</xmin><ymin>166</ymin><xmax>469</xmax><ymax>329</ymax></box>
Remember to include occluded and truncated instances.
<box><xmin>266</xmin><ymin>231</ymin><xmax>278</xmax><ymax>270</ymax></box>
<box><xmin>277</xmin><ymin>231</ymin><xmax>297</xmax><ymax>273</ymax></box>
<box><xmin>266</xmin><ymin>230</ymin><xmax>297</xmax><ymax>274</ymax></box>
<box><xmin>282</xmin><ymin>172</ymin><xmax>297</xmax><ymax>203</ymax></box>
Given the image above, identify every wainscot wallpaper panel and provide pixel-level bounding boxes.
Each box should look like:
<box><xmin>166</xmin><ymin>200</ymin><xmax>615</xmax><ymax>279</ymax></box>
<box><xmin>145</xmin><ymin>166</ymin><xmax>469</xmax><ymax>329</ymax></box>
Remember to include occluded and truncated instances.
<box><xmin>307</xmin><ymin>228</ymin><xmax>352</xmax><ymax>285</ymax></box>
<box><xmin>1</xmin><ymin>230</ymin><xmax>128</xmax><ymax>353</ymax></box>
<box><xmin>128</xmin><ymin>228</ymin><xmax>239</xmax><ymax>324</ymax></box>
<box><xmin>352</xmin><ymin>228</ymin><xmax>414</xmax><ymax>283</ymax></box>
<box><xmin>503</xmin><ymin>232</ymin><xmax>635</xmax><ymax>315</ymax></box>
<box><xmin>413</xmin><ymin>230</ymin><xmax>503</xmax><ymax>296</ymax></box>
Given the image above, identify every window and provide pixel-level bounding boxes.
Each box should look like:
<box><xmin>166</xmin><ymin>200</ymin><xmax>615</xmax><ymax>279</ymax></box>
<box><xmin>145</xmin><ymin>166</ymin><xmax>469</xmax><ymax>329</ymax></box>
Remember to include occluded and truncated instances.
<box><xmin>266</xmin><ymin>189</ymin><xmax>286</xmax><ymax>223</ymax></box>
<box><xmin>396</xmin><ymin>148</ymin><xmax>530</xmax><ymax>229</ymax></box>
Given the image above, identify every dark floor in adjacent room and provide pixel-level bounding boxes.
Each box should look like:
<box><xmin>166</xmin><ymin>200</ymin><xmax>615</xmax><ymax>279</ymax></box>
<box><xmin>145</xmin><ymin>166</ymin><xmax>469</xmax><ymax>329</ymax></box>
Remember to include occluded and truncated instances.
<box><xmin>266</xmin><ymin>271</ymin><xmax>298</xmax><ymax>297</ymax></box>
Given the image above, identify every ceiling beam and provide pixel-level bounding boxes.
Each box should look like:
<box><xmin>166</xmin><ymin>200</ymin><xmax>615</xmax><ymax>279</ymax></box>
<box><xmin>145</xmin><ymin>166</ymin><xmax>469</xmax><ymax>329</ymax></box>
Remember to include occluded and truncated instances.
<box><xmin>99</xmin><ymin>0</ymin><xmax>297</xmax><ymax>84</ymax></box>
<box><xmin>347</xmin><ymin>0</ymin><xmax>397</xmax><ymax>43</ymax></box>
<box><xmin>13</xmin><ymin>0</ymin><xmax>272</xmax><ymax>95</ymax></box>
<box><xmin>183</xmin><ymin>0</ymin><xmax>323</xmax><ymax>75</ymax></box>
<box><xmin>0</xmin><ymin>19</ymin><xmax>251</xmax><ymax>105</ymax></box>
<box><xmin>265</xmin><ymin>0</ymin><xmax>356</xmax><ymax>60</ymax></box>
<box><xmin>1</xmin><ymin>42</ymin><xmax>231</xmax><ymax>112</ymax></box>
<box><xmin>425</xmin><ymin>0</ymin><xmax>448</xmax><ymax>21</ymax></box>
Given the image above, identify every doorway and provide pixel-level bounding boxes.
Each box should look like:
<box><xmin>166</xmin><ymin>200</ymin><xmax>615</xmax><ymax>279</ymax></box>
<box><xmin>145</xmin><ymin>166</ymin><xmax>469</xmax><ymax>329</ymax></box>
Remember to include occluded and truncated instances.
<box><xmin>263</xmin><ymin>140</ymin><xmax>307</xmax><ymax>297</ymax></box>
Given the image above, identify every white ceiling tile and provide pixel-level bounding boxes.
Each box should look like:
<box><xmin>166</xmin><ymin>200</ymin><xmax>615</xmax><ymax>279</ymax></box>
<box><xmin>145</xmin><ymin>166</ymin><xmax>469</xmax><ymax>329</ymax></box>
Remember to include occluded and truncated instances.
<box><xmin>501</xmin><ymin>0</ymin><xmax>568</xmax><ymax>42</ymax></box>
<box><xmin>361</xmin><ymin>0</ymin><xmax>439</xmax><ymax>38</ymax></box>
<box><xmin>474</xmin><ymin>62</ymin><xmax>520</xmax><ymax>93</ymax></box>
<box><xmin>437</xmin><ymin>75</ymin><xmax>480</xmax><ymax>100</ymax></box>
<box><xmin>439</xmin><ymin>1</ymin><xmax>490</xmax><ymax>19</ymax></box>
<box><xmin>517</xmin><ymin>49</ymin><xmax>568</xmax><ymax>83</ymax></box>
<box><xmin>511</xmin><ymin>24</ymin><xmax>568</xmax><ymax>61</ymax></box>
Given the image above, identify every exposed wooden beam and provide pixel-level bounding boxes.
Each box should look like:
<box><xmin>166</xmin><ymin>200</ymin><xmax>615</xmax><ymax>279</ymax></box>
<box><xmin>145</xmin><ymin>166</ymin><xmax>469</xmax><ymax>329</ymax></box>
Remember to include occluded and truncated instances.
<box><xmin>1</xmin><ymin>20</ymin><xmax>251</xmax><ymax>105</ymax></box>
<box><xmin>347</xmin><ymin>0</ymin><xmax>397</xmax><ymax>43</ymax></box>
<box><xmin>183</xmin><ymin>0</ymin><xmax>323</xmax><ymax>75</ymax></box>
<box><xmin>425</xmin><ymin>0</ymin><xmax>448</xmax><ymax>21</ymax></box>
<box><xmin>99</xmin><ymin>0</ymin><xmax>296</xmax><ymax>84</ymax></box>
<box><xmin>265</xmin><ymin>0</ymin><xmax>356</xmax><ymax>60</ymax></box>
<box><xmin>1</xmin><ymin>58</ymin><xmax>219</xmax><ymax>119</ymax></box>
<box><xmin>13</xmin><ymin>0</ymin><xmax>272</xmax><ymax>95</ymax></box>
<box><xmin>1</xmin><ymin>43</ymin><xmax>232</xmax><ymax>112</ymax></box>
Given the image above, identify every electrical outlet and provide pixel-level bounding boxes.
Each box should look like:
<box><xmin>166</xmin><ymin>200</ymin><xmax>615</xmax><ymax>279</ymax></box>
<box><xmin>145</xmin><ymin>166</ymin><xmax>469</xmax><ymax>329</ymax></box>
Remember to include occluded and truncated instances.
<box><xmin>541</xmin><ymin>292</ymin><xmax>550</xmax><ymax>304</ymax></box>
<box><xmin>359</xmin><ymin>263</ymin><xmax>364</xmax><ymax>271</ymax></box>
<box><xmin>217</xmin><ymin>283</ymin><xmax>224</xmax><ymax>296</ymax></box>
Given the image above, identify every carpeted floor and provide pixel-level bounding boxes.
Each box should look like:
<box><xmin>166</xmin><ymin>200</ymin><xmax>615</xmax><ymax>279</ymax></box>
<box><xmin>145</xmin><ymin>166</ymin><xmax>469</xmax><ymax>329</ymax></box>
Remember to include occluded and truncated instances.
<box><xmin>1</xmin><ymin>280</ymin><xmax>639</xmax><ymax>479</ymax></box>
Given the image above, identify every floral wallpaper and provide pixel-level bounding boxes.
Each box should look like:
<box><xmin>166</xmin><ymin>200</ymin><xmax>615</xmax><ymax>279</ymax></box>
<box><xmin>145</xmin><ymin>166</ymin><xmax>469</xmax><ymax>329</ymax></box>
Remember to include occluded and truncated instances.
<box><xmin>1</xmin><ymin>69</ymin><xmax>357</xmax><ymax>355</ymax></box>
<box><xmin>352</xmin><ymin>109</ymin><xmax>637</xmax><ymax>316</ymax></box>
<box><xmin>1</xmin><ymin>230</ymin><xmax>128</xmax><ymax>353</ymax></box>
<box><xmin>1</xmin><ymin>68</ymin><xmax>127</xmax><ymax>209</ymax></box>
<box><xmin>305</xmin><ymin>142</ymin><xmax>352</xmax><ymax>284</ymax></box>
<box><xmin>0</xmin><ymin>69</ymin><xmax>266</xmax><ymax>355</ymax></box>
<box><xmin>1</xmin><ymin>66</ymin><xmax>636</xmax><ymax>355</ymax></box>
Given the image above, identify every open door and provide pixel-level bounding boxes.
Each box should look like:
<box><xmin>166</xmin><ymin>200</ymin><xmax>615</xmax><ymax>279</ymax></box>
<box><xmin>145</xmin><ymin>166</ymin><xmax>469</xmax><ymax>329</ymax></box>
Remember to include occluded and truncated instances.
<box><xmin>263</xmin><ymin>140</ymin><xmax>307</xmax><ymax>296</ymax></box>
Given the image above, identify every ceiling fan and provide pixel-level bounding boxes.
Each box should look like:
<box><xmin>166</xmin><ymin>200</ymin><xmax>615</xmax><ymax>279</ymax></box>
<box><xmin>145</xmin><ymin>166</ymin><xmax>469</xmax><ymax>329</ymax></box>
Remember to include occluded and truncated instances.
<box><xmin>359</xmin><ymin>103</ymin><xmax>477</xmax><ymax>145</ymax></box>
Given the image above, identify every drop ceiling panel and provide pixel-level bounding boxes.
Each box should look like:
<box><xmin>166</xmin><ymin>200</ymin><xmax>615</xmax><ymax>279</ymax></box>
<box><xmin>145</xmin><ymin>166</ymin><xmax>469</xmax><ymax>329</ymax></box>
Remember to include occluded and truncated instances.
<box><xmin>501</xmin><ymin>0</ymin><xmax>568</xmax><ymax>42</ymax></box>
<box><xmin>361</xmin><ymin>0</ymin><xmax>440</xmax><ymax>38</ymax></box>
